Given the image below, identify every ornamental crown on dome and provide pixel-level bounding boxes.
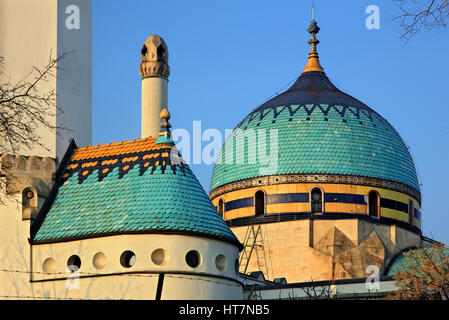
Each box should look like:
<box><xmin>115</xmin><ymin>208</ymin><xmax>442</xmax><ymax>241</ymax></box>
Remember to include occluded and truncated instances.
<box><xmin>139</xmin><ymin>34</ymin><xmax>170</xmax><ymax>79</ymax></box>
<box><xmin>302</xmin><ymin>19</ymin><xmax>324</xmax><ymax>74</ymax></box>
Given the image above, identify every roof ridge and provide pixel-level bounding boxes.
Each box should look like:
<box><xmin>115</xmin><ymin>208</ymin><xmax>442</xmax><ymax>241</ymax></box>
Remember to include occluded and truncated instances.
<box><xmin>76</xmin><ymin>136</ymin><xmax>157</xmax><ymax>151</ymax></box>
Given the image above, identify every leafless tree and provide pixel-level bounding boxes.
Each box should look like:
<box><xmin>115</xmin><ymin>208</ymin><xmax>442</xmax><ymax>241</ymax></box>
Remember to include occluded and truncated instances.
<box><xmin>0</xmin><ymin>53</ymin><xmax>67</xmax><ymax>204</ymax></box>
<box><xmin>299</xmin><ymin>280</ymin><xmax>337</xmax><ymax>300</ymax></box>
<box><xmin>388</xmin><ymin>244</ymin><xmax>449</xmax><ymax>300</ymax></box>
<box><xmin>0</xmin><ymin>53</ymin><xmax>67</xmax><ymax>155</ymax></box>
<box><xmin>393</xmin><ymin>0</ymin><xmax>449</xmax><ymax>40</ymax></box>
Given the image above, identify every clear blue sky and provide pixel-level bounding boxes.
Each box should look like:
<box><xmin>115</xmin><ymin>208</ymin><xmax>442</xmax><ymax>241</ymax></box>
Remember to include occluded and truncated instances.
<box><xmin>92</xmin><ymin>0</ymin><xmax>449</xmax><ymax>243</ymax></box>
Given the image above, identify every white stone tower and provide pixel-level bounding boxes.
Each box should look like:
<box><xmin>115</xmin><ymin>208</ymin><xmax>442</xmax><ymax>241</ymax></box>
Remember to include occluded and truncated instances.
<box><xmin>139</xmin><ymin>34</ymin><xmax>170</xmax><ymax>138</ymax></box>
<box><xmin>0</xmin><ymin>0</ymin><xmax>92</xmax><ymax>162</ymax></box>
<box><xmin>0</xmin><ymin>0</ymin><xmax>92</xmax><ymax>299</ymax></box>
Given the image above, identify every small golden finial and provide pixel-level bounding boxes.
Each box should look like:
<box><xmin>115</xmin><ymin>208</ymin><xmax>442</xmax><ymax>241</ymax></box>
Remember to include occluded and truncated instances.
<box><xmin>160</xmin><ymin>108</ymin><xmax>171</xmax><ymax>120</ymax></box>
<box><xmin>156</xmin><ymin>108</ymin><xmax>173</xmax><ymax>145</ymax></box>
<box><xmin>302</xmin><ymin>16</ymin><xmax>325</xmax><ymax>74</ymax></box>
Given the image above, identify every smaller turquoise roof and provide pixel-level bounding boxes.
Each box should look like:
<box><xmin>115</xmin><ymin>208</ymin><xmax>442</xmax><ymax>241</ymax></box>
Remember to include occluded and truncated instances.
<box><xmin>387</xmin><ymin>247</ymin><xmax>449</xmax><ymax>276</ymax></box>
<box><xmin>31</xmin><ymin>138</ymin><xmax>241</xmax><ymax>249</ymax></box>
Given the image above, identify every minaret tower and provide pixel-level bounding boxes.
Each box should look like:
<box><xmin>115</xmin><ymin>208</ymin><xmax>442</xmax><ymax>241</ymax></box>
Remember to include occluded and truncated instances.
<box><xmin>139</xmin><ymin>34</ymin><xmax>170</xmax><ymax>138</ymax></box>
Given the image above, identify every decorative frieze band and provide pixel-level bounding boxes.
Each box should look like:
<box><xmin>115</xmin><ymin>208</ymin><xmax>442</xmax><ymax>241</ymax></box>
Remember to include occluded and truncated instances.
<box><xmin>209</xmin><ymin>174</ymin><xmax>421</xmax><ymax>203</ymax></box>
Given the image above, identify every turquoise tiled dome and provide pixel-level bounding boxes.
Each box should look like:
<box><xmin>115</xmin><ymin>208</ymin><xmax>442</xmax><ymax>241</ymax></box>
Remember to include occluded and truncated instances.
<box><xmin>210</xmin><ymin>71</ymin><xmax>420</xmax><ymax>194</ymax></box>
<box><xmin>386</xmin><ymin>247</ymin><xmax>449</xmax><ymax>276</ymax></box>
<box><xmin>31</xmin><ymin>138</ymin><xmax>241</xmax><ymax>248</ymax></box>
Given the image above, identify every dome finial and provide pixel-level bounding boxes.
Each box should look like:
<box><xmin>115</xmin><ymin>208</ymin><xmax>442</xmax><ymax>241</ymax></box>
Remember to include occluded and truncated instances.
<box><xmin>302</xmin><ymin>15</ymin><xmax>325</xmax><ymax>74</ymax></box>
<box><xmin>156</xmin><ymin>108</ymin><xmax>174</xmax><ymax>145</ymax></box>
<box><xmin>160</xmin><ymin>108</ymin><xmax>171</xmax><ymax>120</ymax></box>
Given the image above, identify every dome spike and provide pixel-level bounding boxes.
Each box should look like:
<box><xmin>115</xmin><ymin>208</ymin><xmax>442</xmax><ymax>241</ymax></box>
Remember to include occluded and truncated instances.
<box><xmin>156</xmin><ymin>108</ymin><xmax>174</xmax><ymax>145</ymax></box>
<box><xmin>302</xmin><ymin>17</ymin><xmax>325</xmax><ymax>74</ymax></box>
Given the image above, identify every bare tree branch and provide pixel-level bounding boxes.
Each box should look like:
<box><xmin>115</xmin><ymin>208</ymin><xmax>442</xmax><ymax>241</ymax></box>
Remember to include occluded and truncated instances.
<box><xmin>0</xmin><ymin>52</ymin><xmax>69</xmax><ymax>155</ymax></box>
<box><xmin>393</xmin><ymin>0</ymin><xmax>449</xmax><ymax>41</ymax></box>
<box><xmin>0</xmin><ymin>52</ymin><xmax>69</xmax><ymax>205</ymax></box>
<box><xmin>388</xmin><ymin>244</ymin><xmax>449</xmax><ymax>300</ymax></box>
<box><xmin>299</xmin><ymin>278</ymin><xmax>337</xmax><ymax>300</ymax></box>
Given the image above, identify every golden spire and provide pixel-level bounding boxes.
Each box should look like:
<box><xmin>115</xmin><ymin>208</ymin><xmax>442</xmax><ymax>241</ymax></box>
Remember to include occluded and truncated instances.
<box><xmin>302</xmin><ymin>18</ymin><xmax>325</xmax><ymax>74</ymax></box>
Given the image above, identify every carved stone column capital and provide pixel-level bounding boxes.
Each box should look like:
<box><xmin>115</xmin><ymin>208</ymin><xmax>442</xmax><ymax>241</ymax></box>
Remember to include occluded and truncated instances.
<box><xmin>139</xmin><ymin>34</ymin><xmax>170</xmax><ymax>79</ymax></box>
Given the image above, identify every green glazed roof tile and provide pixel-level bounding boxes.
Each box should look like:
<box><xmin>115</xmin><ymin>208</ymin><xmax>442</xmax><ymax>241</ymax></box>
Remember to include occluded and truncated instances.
<box><xmin>32</xmin><ymin>138</ymin><xmax>240</xmax><ymax>248</ymax></box>
<box><xmin>210</xmin><ymin>72</ymin><xmax>420</xmax><ymax>196</ymax></box>
<box><xmin>387</xmin><ymin>247</ymin><xmax>449</xmax><ymax>276</ymax></box>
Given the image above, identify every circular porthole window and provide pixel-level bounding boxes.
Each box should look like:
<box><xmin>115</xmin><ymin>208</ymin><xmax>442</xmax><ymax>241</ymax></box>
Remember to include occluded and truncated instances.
<box><xmin>93</xmin><ymin>252</ymin><xmax>106</xmax><ymax>270</ymax></box>
<box><xmin>185</xmin><ymin>250</ymin><xmax>201</xmax><ymax>268</ymax></box>
<box><xmin>67</xmin><ymin>255</ymin><xmax>81</xmax><ymax>272</ymax></box>
<box><xmin>120</xmin><ymin>250</ymin><xmax>136</xmax><ymax>268</ymax></box>
<box><xmin>151</xmin><ymin>248</ymin><xmax>168</xmax><ymax>266</ymax></box>
<box><xmin>42</xmin><ymin>258</ymin><xmax>56</xmax><ymax>273</ymax></box>
<box><xmin>215</xmin><ymin>254</ymin><xmax>227</xmax><ymax>272</ymax></box>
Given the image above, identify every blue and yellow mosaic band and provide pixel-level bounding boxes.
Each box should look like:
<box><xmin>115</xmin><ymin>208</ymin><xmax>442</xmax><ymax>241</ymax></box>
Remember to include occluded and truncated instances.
<box><xmin>211</xmin><ymin>181</ymin><xmax>421</xmax><ymax>228</ymax></box>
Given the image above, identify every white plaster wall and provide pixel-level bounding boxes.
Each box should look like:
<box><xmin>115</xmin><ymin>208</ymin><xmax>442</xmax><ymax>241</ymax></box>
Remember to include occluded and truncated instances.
<box><xmin>0</xmin><ymin>193</ymin><xmax>35</xmax><ymax>299</ymax></box>
<box><xmin>0</xmin><ymin>189</ymin><xmax>242</xmax><ymax>299</ymax></box>
<box><xmin>31</xmin><ymin>233</ymin><xmax>243</xmax><ymax>300</ymax></box>
<box><xmin>0</xmin><ymin>155</ymin><xmax>55</xmax><ymax>299</ymax></box>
